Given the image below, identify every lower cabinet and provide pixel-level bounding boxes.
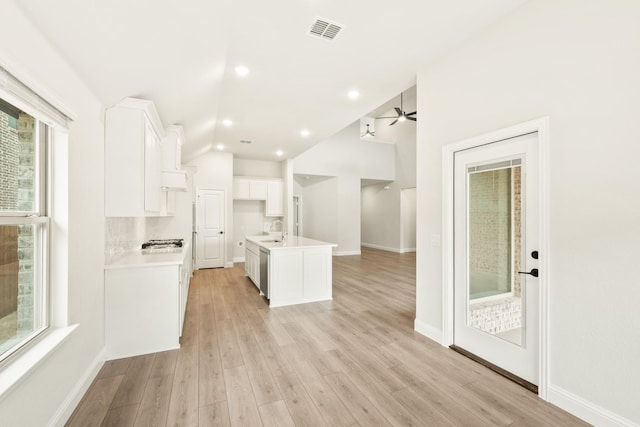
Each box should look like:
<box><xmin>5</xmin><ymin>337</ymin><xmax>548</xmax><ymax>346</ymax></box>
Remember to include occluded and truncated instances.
<box><xmin>269</xmin><ymin>247</ymin><xmax>332</xmax><ymax>307</ymax></box>
<box><xmin>245</xmin><ymin>240</ymin><xmax>260</xmax><ymax>289</ymax></box>
<box><xmin>105</xmin><ymin>255</ymin><xmax>191</xmax><ymax>359</ymax></box>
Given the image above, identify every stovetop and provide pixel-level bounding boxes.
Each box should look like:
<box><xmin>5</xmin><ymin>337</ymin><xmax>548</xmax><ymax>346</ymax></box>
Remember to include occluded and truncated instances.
<box><xmin>141</xmin><ymin>238</ymin><xmax>184</xmax><ymax>249</ymax></box>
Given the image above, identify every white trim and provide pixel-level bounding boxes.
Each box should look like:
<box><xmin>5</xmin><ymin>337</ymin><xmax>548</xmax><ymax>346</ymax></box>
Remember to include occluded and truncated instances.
<box><xmin>47</xmin><ymin>348</ymin><xmax>106</xmax><ymax>427</ymax></box>
<box><xmin>0</xmin><ymin>56</ymin><xmax>77</xmax><ymax>122</ymax></box>
<box><xmin>441</xmin><ymin>116</ymin><xmax>550</xmax><ymax>399</ymax></box>
<box><xmin>233</xmin><ymin>256</ymin><xmax>246</xmax><ymax>263</ymax></box>
<box><xmin>547</xmin><ymin>385</ymin><xmax>637</xmax><ymax>427</ymax></box>
<box><xmin>332</xmin><ymin>250</ymin><xmax>361</xmax><ymax>256</ymax></box>
<box><xmin>360</xmin><ymin>242</ymin><xmax>416</xmax><ymax>253</ymax></box>
<box><xmin>414</xmin><ymin>319</ymin><xmax>442</xmax><ymax>343</ymax></box>
<box><xmin>224</xmin><ymin>262</ymin><xmax>234</xmax><ymax>268</ymax></box>
<box><xmin>0</xmin><ymin>325</ymin><xmax>78</xmax><ymax>402</ymax></box>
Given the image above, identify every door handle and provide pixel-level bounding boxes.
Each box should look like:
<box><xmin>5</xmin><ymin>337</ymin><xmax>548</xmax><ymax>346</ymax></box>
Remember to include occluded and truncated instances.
<box><xmin>518</xmin><ymin>268</ymin><xmax>539</xmax><ymax>278</ymax></box>
<box><xmin>219</xmin><ymin>231</ymin><xmax>224</xmax><ymax>235</ymax></box>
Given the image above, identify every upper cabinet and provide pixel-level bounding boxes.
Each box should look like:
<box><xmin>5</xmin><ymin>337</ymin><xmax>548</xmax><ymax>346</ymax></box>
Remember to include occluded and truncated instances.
<box><xmin>233</xmin><ymin>177</ymin><xmax>267</xmax><ymax>200</ymax></box>
<box><xmin>266</xmin><ymin>180</ymin><xmax>284</xmax><ymax>217</ymax></box>
<box><xmin>105</xmin><ymin>98</ymin><xmax>166</xmax><ymax>217</ymax></box>
<box><xmin>233</xmin><ymin>177</ymin><xmax>284</xmax><ymax>217</ymax></box>
<box><xmin>162</xmin><ymin>126</ymin><xmax>188</xmax><ymax>192</ymax></box>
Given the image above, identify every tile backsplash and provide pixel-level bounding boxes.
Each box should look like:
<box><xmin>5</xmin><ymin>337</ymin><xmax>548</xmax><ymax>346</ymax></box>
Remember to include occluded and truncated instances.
<box><xmin>105</xmin><ymin>216</ymin><xmax>174</xmax><ymax>262</ymax></box>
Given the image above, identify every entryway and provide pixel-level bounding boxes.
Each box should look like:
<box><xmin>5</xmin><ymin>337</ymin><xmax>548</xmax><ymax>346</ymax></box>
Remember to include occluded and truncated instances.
<box><xmin>443</xmin><ymin>118</ymin><xmax>549</xmax><ymax>397</ymax></box>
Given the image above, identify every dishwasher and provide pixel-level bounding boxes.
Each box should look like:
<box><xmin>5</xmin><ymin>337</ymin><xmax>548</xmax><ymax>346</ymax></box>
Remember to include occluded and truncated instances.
<box><xmin>259</xmin><ymin>247</ymin><xmax>269</xmax><ymax>300</ymax></box>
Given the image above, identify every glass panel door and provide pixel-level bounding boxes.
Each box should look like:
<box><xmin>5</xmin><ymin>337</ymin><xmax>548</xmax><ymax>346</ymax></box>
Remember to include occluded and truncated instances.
<box><xmin>467</xmin><ymin>161</ymin><xmax>523</xmax><ymax>346</ymax></box>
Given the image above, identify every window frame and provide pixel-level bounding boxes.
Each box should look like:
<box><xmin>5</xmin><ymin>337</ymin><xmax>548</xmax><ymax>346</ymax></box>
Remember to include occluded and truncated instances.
<box><xmin>0</xmin><ymin>108</ymin><xmax>50</xmax><ymax>365</ymax></box>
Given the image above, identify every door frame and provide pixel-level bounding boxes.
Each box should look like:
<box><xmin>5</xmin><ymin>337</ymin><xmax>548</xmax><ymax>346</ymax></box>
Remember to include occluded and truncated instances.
<box><xmin>441</xmin><ymin>117</ymin><xmax>550</xmax><ymax>399</ymax></box>
<box><xmin>195</xmin><ymin>187</ymin><xmax>226</xmax><ymax>270</ymax></box>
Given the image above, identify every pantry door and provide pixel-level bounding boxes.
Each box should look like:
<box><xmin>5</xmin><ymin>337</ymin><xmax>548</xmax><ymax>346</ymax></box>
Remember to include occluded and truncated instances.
<box><xmin>196</xmin><ymin>189</ymin><xmax>225</xmax><ymax>269</ymax></box>
<box><xmin>453</xmin><ymin>132</ymin><xmax>540</xmax><ymax>385</ymax></box>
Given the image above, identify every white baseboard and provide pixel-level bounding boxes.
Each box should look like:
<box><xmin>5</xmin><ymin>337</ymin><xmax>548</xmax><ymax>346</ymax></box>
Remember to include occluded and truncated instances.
<box><xmin>414</xmin><ymin>319</ymin><xmax>443</xmax><ymax>344</ymax></box>
<box><xmin>48</xmin><ymin>348</ymin><xmax>106</xmax><ymax>427</ymax></box>
<box><xmin>333</xmin><ymin>250</ymin><xmax>361</xmax><ymax>256</ymax></box>
<box><xmin>224</xmin><ymin>262</ymin><xmax>234</xmax><ymax>268</ymax></box>
<box><xmin>547</xmin><ymin>385</ymin><xmax>637</xmax><ymax>427</ymax></box>
<box><xmin>361</xmin><ymin>243</ymin><xmax>416</xmax><ymax>254</ymax></box>
<box><xmin>233</xmin><ymin>257</ymin><xmax>245</xmax><ymax>263</ymax></box>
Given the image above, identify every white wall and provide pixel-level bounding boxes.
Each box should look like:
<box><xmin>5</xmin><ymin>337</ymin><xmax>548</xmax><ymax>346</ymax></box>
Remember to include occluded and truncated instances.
<box><xmin>233</xmin><ymin>158</ymin><xmax>283</xmax><ymax>178</ymax></box>
<box><xmin>401</xmin><ymin>188</ymin><xmax>416</xmax><ymax>251</ymax></box>
<box><xmin>415</xmin><ymin>0</ymin><xmax>640</xmax><ymax>424</ymax></box>
<box><xmin>298</xmin><ymin>177</ymin><xmax>339</xmax><ymax>246</ymax></box>
<box><xmin>187</xmin><ymin>151</ymin><xmax>234</xmax><ymax>267</ymax></box>
<box><xmin>232</xmin><ymin>200</ymin><xmax>271</xmax><ymax>260</ymax></box>
<box><xmin>293</xmin><ymin>122</ymin><xmax>395</xmax><ymax>254</ymax></box>
<box><xmin>0</xmin><ymin>3</ymin><xmax>106</xmax><ymax>425</ymax></box>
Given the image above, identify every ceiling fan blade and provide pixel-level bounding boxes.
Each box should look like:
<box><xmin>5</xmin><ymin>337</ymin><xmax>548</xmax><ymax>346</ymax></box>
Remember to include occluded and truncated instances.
<box><xmin>407</xmin><ymin>116</ymin><xmax>417</xmax><ymax>122</ymax></box>
<box><xmin>389</xmin><ymin>119</ymin><xmax>398</xmax><ymax>126</ymax></box>
<box><xmin>376</xmin><ymin>116</ymin><xmax>397</xmax><ymax>119</ymax></box>
<box><xmin>406</xmin><ymin>111</ymin><xmax>417</xmax><ymax>116</ymax></box>
<box><xmin>394</xmin><ymin>107</ymin><xmax>402</xmax><ymax>116</ymax></box>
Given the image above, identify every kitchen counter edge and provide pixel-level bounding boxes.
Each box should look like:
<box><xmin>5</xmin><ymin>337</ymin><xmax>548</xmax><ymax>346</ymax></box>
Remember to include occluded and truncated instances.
<box><xmin>105</xmin><ymin>240</ymin><xmax>192</xmax><ymax>270</ymax></box>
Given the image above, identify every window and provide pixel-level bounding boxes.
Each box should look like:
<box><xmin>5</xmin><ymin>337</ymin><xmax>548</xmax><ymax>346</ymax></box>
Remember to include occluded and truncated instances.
<box><xmin>0</xmin><ymin>96</ymin><xmax>49</xmax><ymax>362</ymax></box>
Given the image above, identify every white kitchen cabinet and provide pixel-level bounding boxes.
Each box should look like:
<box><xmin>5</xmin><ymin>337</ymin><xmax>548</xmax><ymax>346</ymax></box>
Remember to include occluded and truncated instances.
<box><xmin>245</xmin><ymin>239</ymin><xmax>260</xmax><ymax>289</ymax></box>
<box><xmin>105</xmin><ymin>243</ymin><xmax>192</xmax><ymax>360</ymax></box>
<box><xmin>266</xmin><ymin>180</ymin><xmax>284</xmax><ymax>217</ymax></box>
<box><xmin>269</xmin><ymin>246</ymin><xmax>332</xmax><ymax>307</ymax></box>
<box><xmin>162</xmin><ymin>126</ymin><xmax>188</xmax><ymax>191</ymax></box>
<box><xmin>105</xmin><ymin>264</ymin><xmax>180</xmax><ymax>359</ymax></box>
<box><xmin>233</xmin><ymin>177</ymin><xmax>268</xmax><ymax>200</ymax></box>
<box><xmin>163</xmin><ymin>125</ymin><xmax>183</xmax><ymax>170</ymax></box>
<box><xmin>233</xmin><ymin>177</ymin><xmax>284</xmax><ymax>217</ymax></box>
<box><xmin>245</xmin><ymin>235</ymin><xmax>335</xmax><ymax>308</ymax></box>
<box><xmin>105</xmin><ymin>98</ymin><xmax>166</xmax><ymax>217</ymax></box>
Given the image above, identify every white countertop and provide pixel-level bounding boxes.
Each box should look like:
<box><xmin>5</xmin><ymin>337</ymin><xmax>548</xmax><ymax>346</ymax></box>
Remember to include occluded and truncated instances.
<box><xmin>105</xmin><ymin>240</ymin><xmax>191</xmax><ymax>270</ymax></box>
<box><xmin>246</xmin><ymin>235</ymin><xmax>337</xmax><ymax>251</ymax></box>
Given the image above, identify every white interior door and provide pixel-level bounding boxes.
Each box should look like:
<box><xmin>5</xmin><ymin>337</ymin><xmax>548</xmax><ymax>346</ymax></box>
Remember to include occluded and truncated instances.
<box><xmin>454</xmin><ymin>132</ymin><xmax>539</xmax><ymax>385</ymax></box>
<box><xmin>196</xmin><ymin>189</ymin><xmax>225</xmax><ymax>269</ymax></box>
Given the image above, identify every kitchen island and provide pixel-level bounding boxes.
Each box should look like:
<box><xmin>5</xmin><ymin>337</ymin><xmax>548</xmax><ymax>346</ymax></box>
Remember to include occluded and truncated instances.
<box><xmin>245</xmin><ymin>235</ymin><xmax>337</xmax><ymax>308</ymax></box>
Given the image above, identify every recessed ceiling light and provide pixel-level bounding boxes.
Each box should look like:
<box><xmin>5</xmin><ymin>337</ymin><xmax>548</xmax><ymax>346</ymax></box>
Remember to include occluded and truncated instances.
<box><xmin>300</xmin><ymin>129</ymin><xmax>310</xmax><ymax>137</ymax></box>
<box><xmin>347</xmin><ymin>90</ymin><xmax>359</xmax><ymax>100</ymax></box>
<box><xmin>216</xmin><ymin>144</ymin><xmax>225</xmax><ymax>150</ymax></box>
<box><xmin>234</xmin><ymin>65</ymin><xmax>250</xmax><ymax>77</ymax></box>
<box><xmin>223</xmin><ymin>119</ymin><xmax>233</xmax><ymax>127</ymax></box>
<box><xmin>276</xmin><ymin>150</ymin><xmax>284</xmax><ymax>157</ymax></box>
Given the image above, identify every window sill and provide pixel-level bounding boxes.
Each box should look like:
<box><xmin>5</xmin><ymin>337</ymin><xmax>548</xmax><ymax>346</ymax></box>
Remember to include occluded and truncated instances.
<box><xmin>0</xmin><ymin>324</ymin><xmax>78</xmax><ymax>402</ymax></box>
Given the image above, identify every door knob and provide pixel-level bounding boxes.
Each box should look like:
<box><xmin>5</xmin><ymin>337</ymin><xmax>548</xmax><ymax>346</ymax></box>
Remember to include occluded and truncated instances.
<box><xmin>219</xmin><ymin>231</ymin><xmax>224</xmax><ymax>235</ymax></box>
<box><xmin>518</xmin><ymin>268</ymin><xmax>539</xmax><ymax>278</ymax></box>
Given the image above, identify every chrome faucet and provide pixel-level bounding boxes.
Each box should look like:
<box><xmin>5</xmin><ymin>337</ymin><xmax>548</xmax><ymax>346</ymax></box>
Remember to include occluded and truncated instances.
<box><xmin>269</xmin><ymin>219</ymin><xmax>286</xmax><ymax>241</ymax></box>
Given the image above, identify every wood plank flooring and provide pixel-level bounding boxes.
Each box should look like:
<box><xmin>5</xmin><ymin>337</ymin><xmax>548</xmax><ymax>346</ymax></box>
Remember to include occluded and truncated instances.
<box><xmin>67</xmin><ymin>247</ymin><xmax>588</xmax><ymax>426</ymax></box>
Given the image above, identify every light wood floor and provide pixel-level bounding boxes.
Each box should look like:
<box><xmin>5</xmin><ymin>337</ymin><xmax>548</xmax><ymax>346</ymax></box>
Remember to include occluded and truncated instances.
<box><xmin>67</xmin><ymin>248</ymin><xmax>588</xmax><ymax>426</ymax></box>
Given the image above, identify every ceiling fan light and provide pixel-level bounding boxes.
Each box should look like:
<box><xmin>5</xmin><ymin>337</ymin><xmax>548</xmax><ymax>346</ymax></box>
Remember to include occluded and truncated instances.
<box><xmin>398</xmin><ymin>115</ymin><xmax>407</xmax><ymax>122</ymax></box>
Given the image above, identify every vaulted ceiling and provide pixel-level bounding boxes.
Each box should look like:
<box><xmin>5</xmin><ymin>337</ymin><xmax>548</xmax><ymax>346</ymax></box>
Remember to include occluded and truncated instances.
<box><xmin>15</xmin><ymin>0</ymin><xmax>527</xmax><ymax>161</ymax></box>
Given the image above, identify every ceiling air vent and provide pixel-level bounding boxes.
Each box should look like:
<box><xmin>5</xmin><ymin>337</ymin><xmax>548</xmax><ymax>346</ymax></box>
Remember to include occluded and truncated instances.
<box><xmin>308</xmin><ymin>17</ymin><xmax>343</xmax><ymax>41</ymax></box>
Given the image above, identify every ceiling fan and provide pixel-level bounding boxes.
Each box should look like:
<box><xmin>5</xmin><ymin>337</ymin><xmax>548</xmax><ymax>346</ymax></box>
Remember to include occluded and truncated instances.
<box><xmin>376</xmin><ymin>93</ymin><xmax>416</xmax><ymax>126</ymax></box>
<box><xmin>360</xmin><ymin>123</ymin><xmax>375</xmax><ymax>138</ymax></box>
